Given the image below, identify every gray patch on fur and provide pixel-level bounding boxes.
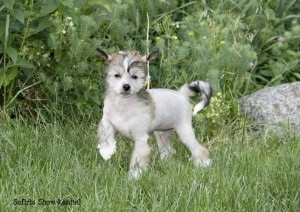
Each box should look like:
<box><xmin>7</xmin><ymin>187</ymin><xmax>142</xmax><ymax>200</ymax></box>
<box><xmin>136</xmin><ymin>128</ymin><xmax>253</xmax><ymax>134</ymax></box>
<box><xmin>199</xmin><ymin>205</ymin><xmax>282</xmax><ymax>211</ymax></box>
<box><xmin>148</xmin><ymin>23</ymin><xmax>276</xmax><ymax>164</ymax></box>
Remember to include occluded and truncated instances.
<box><xmin>137</xmin><ymin>89</ymin><xmax>155</xmax><ymax>118</ymax></box>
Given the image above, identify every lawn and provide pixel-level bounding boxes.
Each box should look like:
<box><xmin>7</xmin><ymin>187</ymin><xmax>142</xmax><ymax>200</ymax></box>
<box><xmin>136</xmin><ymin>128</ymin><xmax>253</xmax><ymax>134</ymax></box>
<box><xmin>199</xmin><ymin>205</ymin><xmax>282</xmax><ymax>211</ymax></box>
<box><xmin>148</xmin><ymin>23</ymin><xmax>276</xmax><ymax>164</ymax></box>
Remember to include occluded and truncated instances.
<box><xmin>0</xmin><ymin>117</ymin><xmax>299</xmax><ymax>211</ymax></box>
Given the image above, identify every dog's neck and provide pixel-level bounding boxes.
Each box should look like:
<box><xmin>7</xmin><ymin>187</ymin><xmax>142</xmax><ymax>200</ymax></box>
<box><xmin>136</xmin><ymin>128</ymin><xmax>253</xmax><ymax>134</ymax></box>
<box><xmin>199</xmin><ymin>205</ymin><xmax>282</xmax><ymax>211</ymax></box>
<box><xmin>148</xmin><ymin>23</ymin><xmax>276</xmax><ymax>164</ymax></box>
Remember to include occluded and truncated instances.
<box><xmin>106</xmin><ymin>89</ymin><xmax>149</xmax><ymax>100</ymax></box>
<box><xmin>109</xmin><ymin>92</ymin><xmax>136</xmax><ymax>100</ymax></box>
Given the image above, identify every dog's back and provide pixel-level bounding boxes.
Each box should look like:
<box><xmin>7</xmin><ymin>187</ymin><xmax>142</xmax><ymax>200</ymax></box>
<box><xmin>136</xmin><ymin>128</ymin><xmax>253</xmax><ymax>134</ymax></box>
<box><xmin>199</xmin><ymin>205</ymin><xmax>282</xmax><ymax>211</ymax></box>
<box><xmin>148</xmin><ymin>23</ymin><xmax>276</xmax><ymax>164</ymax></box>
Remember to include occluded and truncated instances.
<box><xmin>148</xmin><ymin>89</ymin><xmax>192</xmax><ymax>132</ymax></box>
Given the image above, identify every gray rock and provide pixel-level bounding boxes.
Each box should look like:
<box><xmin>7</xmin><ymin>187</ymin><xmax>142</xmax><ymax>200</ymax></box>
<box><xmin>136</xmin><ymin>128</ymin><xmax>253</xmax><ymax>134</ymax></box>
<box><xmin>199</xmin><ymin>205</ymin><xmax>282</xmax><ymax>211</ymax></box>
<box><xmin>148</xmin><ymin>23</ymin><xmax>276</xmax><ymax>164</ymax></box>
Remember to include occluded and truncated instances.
<box><xmin>239</xmin><ymin>81</ymin><xmax>300</xmax><ymax>135</ymax></box>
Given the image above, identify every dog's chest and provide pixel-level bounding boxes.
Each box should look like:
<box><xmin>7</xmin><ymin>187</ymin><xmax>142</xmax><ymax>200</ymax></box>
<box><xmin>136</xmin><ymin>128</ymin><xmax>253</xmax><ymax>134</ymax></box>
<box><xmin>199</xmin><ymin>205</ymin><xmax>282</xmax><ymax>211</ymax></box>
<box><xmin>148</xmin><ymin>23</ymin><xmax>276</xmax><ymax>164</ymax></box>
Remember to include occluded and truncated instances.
<box><xmin>104</xmin><ymin>98</ymin><xmax>151</xmax><ymax>137</ymax></box>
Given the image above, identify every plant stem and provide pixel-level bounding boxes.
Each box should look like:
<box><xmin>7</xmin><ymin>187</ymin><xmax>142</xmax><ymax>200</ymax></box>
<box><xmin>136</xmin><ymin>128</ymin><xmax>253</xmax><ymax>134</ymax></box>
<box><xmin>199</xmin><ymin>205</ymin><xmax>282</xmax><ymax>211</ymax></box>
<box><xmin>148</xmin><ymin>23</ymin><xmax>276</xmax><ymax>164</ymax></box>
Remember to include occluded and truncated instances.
<box><xmin>3</xmin><ymin>14</ymin><xmax>10</xmax><ymax>111</ymax></box>
<box><xmin>146</xmin><ymin>12</ymin><xmax>151</xmax><ymax>90</ymax></box>
<box><xmin>20</xmin><ymin>0</ymin><xmax>34</xmax><ymax>52</ymax></box>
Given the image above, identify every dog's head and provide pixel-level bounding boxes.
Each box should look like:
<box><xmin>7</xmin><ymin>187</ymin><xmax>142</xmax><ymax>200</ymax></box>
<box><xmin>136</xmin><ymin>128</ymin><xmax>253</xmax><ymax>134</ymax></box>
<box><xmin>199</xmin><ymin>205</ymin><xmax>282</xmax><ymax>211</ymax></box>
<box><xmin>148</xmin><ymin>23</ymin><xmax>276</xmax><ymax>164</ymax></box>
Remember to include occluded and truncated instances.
<box><xmin>97</xmin><ymin>49</ymin><xmax>158</xmax><ymax>97</ymax></box>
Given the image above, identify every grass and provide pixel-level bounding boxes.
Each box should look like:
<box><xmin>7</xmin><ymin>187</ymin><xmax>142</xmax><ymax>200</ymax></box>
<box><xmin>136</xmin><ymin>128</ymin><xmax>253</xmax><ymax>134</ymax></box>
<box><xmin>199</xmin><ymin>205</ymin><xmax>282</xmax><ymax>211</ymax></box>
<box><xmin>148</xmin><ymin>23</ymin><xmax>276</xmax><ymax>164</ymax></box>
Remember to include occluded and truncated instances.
<box><xmin>0</xmin><ymin>117</ymin><xmax>299</xmax><ymax>211</ymax></box>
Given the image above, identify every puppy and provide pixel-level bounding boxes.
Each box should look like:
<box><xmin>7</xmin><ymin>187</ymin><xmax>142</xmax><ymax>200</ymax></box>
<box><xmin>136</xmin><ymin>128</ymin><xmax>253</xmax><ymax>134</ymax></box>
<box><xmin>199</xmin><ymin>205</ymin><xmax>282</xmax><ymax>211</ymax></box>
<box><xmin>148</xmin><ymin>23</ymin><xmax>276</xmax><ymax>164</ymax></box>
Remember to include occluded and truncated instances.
<box><xmin>96</xmin><ymin>49</ymin><xmax>212</xmax><ymax>179</ymax></box>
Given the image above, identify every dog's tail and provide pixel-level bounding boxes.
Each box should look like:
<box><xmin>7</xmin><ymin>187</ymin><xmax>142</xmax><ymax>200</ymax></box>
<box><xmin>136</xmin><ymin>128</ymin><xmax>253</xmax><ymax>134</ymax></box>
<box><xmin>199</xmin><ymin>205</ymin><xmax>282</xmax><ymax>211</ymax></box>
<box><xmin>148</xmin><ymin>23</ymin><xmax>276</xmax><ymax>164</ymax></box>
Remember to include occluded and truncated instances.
<box><xmin>180</xmin><ymin>80</ymin><xmax>212</xmax><ymax>116</ymax></box>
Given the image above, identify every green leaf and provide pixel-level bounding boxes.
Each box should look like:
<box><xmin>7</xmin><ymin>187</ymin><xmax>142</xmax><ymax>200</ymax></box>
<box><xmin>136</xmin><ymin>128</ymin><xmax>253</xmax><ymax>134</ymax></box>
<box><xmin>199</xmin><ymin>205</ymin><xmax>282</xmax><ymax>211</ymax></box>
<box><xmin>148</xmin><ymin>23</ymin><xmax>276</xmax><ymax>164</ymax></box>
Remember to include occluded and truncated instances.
<box><xmin>54</xmin><ymin>48</ymin><xmax>61</xmax><ymax>61</ymax></box>
<box><xmin>84</xmin><ymin>90</ymin><xmax>89</xmax><ymax>101</ymax></box>
<box><xmin>74</xmin><ymin>0</ymin><xmax>87</xmax><ymax>9</ymax></box>
<box><xmin>264</xmin><ymin>8</ymin><xmax>276</xmax><ymax>21</ymax></box>
<box><xmin>0</xmin><ymin>21</ymin><xmax>4</xmax><ymax>38</ymax></box>
<box><xmin>62</xmin><ymin>0</ymin><xmax>74</xmax><ymax>8</ymax></box>
<box><xmin>11</xmin><ymin>8</ymin><xmax>24</xmax><ymax>24</ymax></box>
<box><xmin>4</xmin><ymin>66</ymin><xmax>18</xmax><ymax>87</ymax></box>
<box><xmin>0</xmin><ymin>5</ymin><xmax>5</xmax><ymax>13</ymax></box>
<box><xmin>255</xmin><ymin>75</ymin><xmax>269</xmax><ymax>83</ymax></box>
<box><xmin>35</xmin><ymin>17</ymin><xmax>51</xmax><ymax>33</ymax></box>
<box><xmin>292</xmin><ymin>72</ymin><xmax>300</xmax><ymax>80</ymax></box>
<box><xmin>6</xmin><ymin>47</ymin><xmax>18</xmax><ymax>64</ymax></box>
<box><xmin>259</xmin><ymin>70</ymin><xmax>273</xmax><ymax>77</ymax></box>
<box><xmin>8</xmin><ymin>58</ymin><xmax>35</xmax><ymax>69</ymax></box>
<box><xmin>0</xmin><ymin>68</ymin><xmax>5</xmax><ymax>88</ymax></box>
<box><xmin>3</xmin><ymin>0</ymin><xmax>15</xmax><ymax>10</ymax></box>
<box><xmin>16</xmin><ymin>59</ymin><xmax>35</xmax><ymax>69</ymax></box>
<box><xmin>287</xmin><ymin>50</ymin><xmax>298</xmax><ymax>57</ymax></box>
<box><xmin>39</xmin><ymin>2</ymin><xmax>59</xmax><ymax>17</ymax></box>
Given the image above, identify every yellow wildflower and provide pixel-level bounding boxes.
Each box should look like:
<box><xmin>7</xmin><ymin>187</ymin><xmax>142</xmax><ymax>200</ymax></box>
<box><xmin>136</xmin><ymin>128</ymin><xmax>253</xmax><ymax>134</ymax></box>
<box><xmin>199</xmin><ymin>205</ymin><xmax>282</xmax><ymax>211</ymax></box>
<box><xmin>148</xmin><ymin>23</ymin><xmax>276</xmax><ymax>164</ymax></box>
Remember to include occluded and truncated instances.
<box><xmin>188</xmin><ymin>31</ymin><xmax>194</xmax><ymax>36</ymax></box>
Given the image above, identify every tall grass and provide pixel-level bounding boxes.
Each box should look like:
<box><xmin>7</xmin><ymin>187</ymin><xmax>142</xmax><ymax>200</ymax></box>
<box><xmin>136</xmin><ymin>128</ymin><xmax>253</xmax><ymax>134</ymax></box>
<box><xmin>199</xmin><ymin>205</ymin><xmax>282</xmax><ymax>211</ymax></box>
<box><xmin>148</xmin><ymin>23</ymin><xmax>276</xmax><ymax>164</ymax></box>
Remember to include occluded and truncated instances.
<box><xmin>1</xmin><ymin>118</ymin><xmax>299</xmax><ymax>211</ymax></box>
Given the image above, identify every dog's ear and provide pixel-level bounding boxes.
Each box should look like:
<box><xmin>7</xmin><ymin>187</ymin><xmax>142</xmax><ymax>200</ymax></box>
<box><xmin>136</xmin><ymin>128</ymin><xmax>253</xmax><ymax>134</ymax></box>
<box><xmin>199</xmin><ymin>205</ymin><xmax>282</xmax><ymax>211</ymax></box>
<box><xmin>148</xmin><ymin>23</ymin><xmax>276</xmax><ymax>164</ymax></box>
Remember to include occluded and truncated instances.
<box><xmin>142</xmin><ymin>50</ymin><xmax>159</xmax><ymax>62</ymax></box>
<box><xmin>96</xmin><ymin>48</ymin><xmax>112</xmax><ymax>61</ymax></box>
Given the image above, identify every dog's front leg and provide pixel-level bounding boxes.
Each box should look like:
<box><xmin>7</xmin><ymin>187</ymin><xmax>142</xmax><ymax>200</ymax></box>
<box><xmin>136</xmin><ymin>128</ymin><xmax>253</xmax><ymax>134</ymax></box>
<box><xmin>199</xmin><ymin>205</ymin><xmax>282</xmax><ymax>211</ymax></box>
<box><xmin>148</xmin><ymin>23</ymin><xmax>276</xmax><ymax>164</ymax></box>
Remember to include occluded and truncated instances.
<box><xmin>97</xmin><ymin>118</ymin><xmax>116</xmax><ymax>161</ymax></box>
<box><xmin>129</xmin><ymin>135</ymin><xmax>151</xmax><ymax>179</ymax></box>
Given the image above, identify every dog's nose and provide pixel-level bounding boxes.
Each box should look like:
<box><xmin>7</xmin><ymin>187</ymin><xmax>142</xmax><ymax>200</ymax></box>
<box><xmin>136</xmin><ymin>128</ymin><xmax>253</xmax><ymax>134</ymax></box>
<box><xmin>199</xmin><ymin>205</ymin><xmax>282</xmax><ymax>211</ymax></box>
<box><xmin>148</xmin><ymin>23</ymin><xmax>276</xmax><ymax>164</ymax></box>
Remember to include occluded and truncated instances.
<box><xmin>123</xmin><ymin>84</ymin><xmax>131</xmax><ymax>91</ymax></box>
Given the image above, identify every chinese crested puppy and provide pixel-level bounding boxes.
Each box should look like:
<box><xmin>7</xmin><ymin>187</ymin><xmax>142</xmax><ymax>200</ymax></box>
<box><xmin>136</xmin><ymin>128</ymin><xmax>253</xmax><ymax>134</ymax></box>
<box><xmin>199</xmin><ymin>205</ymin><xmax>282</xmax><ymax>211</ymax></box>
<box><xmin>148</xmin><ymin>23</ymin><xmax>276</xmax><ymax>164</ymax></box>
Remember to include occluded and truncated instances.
<box><xmin>96</xmin><ymin>49</ymin><xmax>212</xmax><ymax>179</ymax></box>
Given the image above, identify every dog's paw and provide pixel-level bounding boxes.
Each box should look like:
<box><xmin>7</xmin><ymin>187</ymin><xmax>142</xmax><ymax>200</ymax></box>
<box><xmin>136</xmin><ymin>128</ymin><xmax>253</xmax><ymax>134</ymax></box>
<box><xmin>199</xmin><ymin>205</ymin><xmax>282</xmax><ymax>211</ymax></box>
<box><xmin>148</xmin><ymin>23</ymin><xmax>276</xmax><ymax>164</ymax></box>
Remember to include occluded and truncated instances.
<box><xmin>97</xmin><ymin>143</ymin><xmax>116</xmax><ymax>161</ymax></box>
<box><xmin>192</xmin><ymin>157</ymin><xmax>212</xmax><ymax>168</ymax></box>
<box><xmin>202</xmin><ymin>158</ymin><xmax>212</xmax><ymax>167</ymax></box>
<box><xmin>128</xmin><ymin>168</ymin><xmax>143</xmax><ymax>180</ymax></box>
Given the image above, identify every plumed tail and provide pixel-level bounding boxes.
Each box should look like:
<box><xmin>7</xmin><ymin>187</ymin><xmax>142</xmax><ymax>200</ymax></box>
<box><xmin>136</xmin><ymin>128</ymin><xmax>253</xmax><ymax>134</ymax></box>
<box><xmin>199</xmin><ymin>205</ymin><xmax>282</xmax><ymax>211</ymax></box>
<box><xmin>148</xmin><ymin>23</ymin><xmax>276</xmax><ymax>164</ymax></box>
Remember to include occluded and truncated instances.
<box><xmin>180</xmin><ymin>80</ymin><xmax>212</xmax><ymax>116</ymax></box>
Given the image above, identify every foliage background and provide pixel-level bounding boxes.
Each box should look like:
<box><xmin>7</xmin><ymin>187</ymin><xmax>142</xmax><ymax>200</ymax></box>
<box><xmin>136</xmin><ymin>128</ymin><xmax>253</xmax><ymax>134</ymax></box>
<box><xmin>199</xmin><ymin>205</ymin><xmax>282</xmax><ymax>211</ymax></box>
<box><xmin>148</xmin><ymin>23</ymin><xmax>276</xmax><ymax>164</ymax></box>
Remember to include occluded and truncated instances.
<box><xmin>0</xmin><ymin>0</ymin><xmax>300</xmax><ymax>121</ymax></box>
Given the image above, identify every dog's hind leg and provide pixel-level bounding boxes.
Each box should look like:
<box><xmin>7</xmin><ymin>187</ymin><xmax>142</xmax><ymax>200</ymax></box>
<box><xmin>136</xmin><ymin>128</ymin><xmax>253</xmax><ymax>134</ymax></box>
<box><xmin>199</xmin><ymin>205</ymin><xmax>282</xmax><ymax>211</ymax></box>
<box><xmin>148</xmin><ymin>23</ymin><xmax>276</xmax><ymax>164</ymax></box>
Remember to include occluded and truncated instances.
<box><xmin>97</xmin><ymin>119</ymin><xmax>117</xmax><ymax>161</ymax></box>
<box><xmin>154</xmin><ymin>130</ymin><xmax>176</xmax><ymax>160</ymax></box>
<box><xmin>129</xmin><ymin>135</ymin><xmax>151</xmax><ymax>179</ymax></box>
<box><xmin>175</xmin><ymin>124</ymin><xmax>211</xmax><ymax>167</ymax></box>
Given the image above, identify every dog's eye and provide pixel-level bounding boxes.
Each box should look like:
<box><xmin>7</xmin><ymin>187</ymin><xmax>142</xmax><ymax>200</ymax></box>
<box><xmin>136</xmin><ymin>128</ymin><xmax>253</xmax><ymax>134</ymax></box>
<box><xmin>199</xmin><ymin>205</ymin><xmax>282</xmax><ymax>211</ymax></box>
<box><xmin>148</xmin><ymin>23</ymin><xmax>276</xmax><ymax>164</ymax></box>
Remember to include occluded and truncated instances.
<box><xmin>114</xmin><ymin>74</ymin><xmax>121</xmax><ymax>78</ymax></box>
<box><xmin>131</xmin><ymin>75</ymin><xmax>138</xmax><ymax>79</ymax></box>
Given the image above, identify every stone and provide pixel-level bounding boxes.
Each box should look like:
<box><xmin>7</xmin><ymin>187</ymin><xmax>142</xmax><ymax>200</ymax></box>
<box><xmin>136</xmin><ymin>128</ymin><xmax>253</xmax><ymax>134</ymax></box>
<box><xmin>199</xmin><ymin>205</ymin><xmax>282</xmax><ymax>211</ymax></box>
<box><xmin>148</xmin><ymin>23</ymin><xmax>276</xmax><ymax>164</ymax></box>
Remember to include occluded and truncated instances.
<box><xmin>239</xmin><ymin>81</ymin><xmax>300</xmax><ymax>135</ymax></box>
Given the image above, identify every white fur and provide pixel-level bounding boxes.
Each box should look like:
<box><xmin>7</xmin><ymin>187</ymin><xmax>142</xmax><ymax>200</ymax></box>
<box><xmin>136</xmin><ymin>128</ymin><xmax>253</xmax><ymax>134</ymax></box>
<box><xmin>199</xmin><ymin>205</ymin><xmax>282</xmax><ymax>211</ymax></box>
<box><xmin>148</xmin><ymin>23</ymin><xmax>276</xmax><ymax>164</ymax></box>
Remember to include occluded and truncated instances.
<box><xmin>97</xmin><ymin>119</ymin><xmax>116</xmax><ymax>160</ymax></box>
<box><xmin>193</xmin><ymin>102</ymin><xmax>205</xmax><ymax>116</ymax></box>
<box><xmin>97</xmin><ymin>51</ymin><xmax>211</xmax><ymax>179</ymax></box>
